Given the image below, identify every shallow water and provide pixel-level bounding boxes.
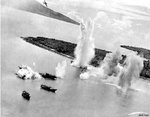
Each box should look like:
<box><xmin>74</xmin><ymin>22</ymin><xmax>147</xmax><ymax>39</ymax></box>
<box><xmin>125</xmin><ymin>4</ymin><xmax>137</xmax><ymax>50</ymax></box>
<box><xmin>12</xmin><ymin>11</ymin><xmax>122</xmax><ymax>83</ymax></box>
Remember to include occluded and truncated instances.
<box><xmin>1</xmin><ymin>1</ymin><xmax>150</xmax><ymax>117</ymax></box>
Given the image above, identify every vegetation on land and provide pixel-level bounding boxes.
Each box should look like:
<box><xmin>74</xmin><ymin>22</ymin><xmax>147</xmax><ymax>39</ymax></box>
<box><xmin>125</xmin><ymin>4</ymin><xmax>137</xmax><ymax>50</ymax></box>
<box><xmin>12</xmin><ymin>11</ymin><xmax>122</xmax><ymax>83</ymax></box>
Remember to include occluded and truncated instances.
<box><xmin>22</xmin><ymin>37</ymin><xmax>150</xmax><ymax>79</ymax></box>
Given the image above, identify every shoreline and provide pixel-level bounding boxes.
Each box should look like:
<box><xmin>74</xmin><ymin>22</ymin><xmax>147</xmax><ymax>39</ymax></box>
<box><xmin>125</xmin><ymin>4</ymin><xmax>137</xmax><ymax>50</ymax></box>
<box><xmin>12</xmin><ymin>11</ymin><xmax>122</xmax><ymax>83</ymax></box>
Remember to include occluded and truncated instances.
<box><xmin>21</xmin><ymin>36</ymin><xmax>150</xmax><ymax>80</ymax></box>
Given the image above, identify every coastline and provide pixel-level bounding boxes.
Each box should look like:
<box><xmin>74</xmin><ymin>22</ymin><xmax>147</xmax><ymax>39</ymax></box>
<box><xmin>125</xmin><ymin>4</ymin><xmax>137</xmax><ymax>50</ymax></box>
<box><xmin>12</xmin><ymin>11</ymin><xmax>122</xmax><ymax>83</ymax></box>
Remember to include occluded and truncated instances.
<box><xmin>22</xmin><ymin>36</ymin><xmax>150</xmax><ymax>80</ymax></box>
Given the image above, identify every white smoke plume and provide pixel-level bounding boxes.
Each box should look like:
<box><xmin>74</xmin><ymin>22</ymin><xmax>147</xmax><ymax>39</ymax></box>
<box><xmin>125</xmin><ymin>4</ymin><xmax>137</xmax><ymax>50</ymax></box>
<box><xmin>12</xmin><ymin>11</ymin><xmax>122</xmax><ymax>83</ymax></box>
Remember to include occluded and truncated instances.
<box><xmin>69</xmin><ymin>12</ymin><xmax>145</xmax><ymax>93</ymax></box>
<box><xmin>101</xmin><ymin>50</ymin><xmax>122</xmax><ymax>78</ymax></box>
<box><xmin>72</xmin><ymin>12</ymin><xmax>123</xmax><ymax>80</ymax></box>
<box><xmin>16</xmin><ymin>65</ymin><xmax>42</xmax><ymax>80</ymax></box>
<box><xmin>80</xmin><ymin>66</ymin><xmax>104</xmax><ymax>79</ymax></box>
<box><xmin>79</xmin><ymin>50</ymin><xmax>145</xmax><ymax>93</ymax></box>
<box><xmin>79</xmin><ymin>50</ymin><xmax>122</xmax><ymax>80</ymax></box>
<box><xmin>118</xmin><ymin>52</ymin><xmax>144</xmax><ymax>92</ymax></box>
<box><xmin>74</xmin><ymin>12</ymin><xmax>122</xmax><ymax>79</ymax></box>
<box><xmin>55</xmin><ymin>60</ymin><xmax>67</xmax><ymax>79</ymax></box>
<box><xmin>71</xmin><ymin>18</ymin><xmax>95</xmax><ymax>67</ymax></box>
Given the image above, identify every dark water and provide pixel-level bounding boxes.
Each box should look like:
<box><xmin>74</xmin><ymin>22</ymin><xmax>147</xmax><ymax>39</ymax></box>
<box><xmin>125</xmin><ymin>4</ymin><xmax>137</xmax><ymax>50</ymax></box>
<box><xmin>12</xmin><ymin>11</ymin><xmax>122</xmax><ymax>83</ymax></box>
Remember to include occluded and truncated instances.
<box><xmin>1</xmin><ymin>2</ymin><xmax>150</xmax><ymax>117</ymax></box>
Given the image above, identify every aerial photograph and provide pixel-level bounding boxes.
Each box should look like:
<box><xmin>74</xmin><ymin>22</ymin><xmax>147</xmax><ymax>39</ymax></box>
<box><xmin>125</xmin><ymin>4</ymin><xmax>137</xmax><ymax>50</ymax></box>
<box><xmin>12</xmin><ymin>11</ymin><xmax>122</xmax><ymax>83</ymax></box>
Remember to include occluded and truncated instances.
<box><xmin>1</xmin><ymin>0</ymin><xmax>150</xmax><ymax>117</ymax></box>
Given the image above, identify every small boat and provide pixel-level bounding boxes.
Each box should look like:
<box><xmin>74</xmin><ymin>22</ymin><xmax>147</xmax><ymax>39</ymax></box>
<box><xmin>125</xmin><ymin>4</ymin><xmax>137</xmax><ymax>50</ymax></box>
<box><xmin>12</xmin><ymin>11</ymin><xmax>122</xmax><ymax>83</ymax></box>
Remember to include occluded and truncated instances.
<box><xmin>15</xmin><ymin>73</ymin><xmax>26</xmax><ymax>80</ymax></box>
<box><xmin>41</xmin><ymin>84</ymin><xmax>57</xmax><ymax>93</ymax></box>
<box><xmin>80</xmin><ymin>66</ymin><xmax>87</xmax><ymax>73</ymax></box>
<box><xmin>40</xmin><ymin>73</ymin><xmax>57</xmax><ymax>80</ymax></box>
<box><xmin>22</xmin><ymin>91</ymin><xmax>30</xmax><ymax>100</ymax></box>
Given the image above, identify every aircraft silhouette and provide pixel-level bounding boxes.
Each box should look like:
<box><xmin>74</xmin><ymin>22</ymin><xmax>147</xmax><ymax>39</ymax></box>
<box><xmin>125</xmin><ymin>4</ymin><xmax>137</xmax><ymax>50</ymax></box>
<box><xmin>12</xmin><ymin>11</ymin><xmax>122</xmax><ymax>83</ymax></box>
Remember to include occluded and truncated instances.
<box><xmin>43</xmin><ymin>0</ymin><xmax>48</xmax><ymax>7</ymax></box>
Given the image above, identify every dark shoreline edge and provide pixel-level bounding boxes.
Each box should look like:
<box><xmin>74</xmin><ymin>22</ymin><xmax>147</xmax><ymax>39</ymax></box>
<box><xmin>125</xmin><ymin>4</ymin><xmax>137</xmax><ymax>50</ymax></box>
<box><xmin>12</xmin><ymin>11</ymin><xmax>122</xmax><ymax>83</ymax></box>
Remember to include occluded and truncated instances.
<box><xmin>21</xmin><ymin>36</ymin><xmax>110</xmax><ymax>67</ymax></box>
<box><xmin>22</xmin><ymin>37</ymin><xmax>74</xmax><ymax>59</ymax></box>
<box><xmin>21</xmin><ymin>36</ymin><xmax>150</xmax><ymax>80</ymax></box>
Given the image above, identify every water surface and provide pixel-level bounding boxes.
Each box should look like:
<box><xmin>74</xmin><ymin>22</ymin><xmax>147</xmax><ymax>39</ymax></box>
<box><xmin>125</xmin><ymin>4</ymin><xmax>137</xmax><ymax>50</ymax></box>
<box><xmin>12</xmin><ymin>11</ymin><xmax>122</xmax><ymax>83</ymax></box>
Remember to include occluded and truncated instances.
<box><xmin>1</xmin><ymin>2</ymin><xmax>150</xmax><ymax>117</ymax></box>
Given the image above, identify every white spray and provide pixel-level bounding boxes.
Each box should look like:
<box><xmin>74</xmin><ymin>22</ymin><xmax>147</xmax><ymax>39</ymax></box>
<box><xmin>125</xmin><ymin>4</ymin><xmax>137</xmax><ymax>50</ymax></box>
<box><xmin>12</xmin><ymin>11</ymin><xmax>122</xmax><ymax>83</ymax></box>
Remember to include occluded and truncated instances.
<box><xmin>16</xmin><ymin>65</ymin><xmax>42</xmax><ymax>80</ymax></box>
<box><xmin>55</xmin><ymin>60</ymin><xmax>67</xmax><ymax>79</ymax></box>
<box><xmin>71</xmin><ymin>18</ymin><xmax>95</xmax><ymax>67</ymax></box>
<box><xmin>71</xmin><ymin>11</ymin><xmax>104</xmax><ymax>68</ymax></box>
<box><xmin>79</xmin><ymin>49</ymin><xmax>144</xmax><ymax>93</ymax></box>
<box><xmin>101</xmin><ymin>50</ymin><xmax>122</xmax><ymax>78</ymax></box>
<box><xmin>69</xmin><ymin>12</ymin><xmax>147</xmax><ymax>93</ymax></box>
<box><xmin>80</xmin><ymin>50</ymin><xmax>122</xmax><ymax>80</ymax></box>
<box><xmin>74</xmin><ymin>12</ymin><xmax>119</xmax><ymax>79</ymax></box>
<box><xmin>118</xmin><ymin>52</ymin><xmax>144</xmax><ymax>92</ymax></box>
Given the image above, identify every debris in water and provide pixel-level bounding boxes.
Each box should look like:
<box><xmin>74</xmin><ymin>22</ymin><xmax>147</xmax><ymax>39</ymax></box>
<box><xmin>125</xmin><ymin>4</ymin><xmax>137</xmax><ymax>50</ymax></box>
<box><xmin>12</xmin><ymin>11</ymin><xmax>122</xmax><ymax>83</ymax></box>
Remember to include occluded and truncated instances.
<box><xmin>16</xmin><ymin>65</ymin><xmax>42</xmax><ymax>80</ymax></box>
<box><xmin>41</xmin><ymin>84</ymin><xmax>57</xmax><ymax>93</ymax></box>
<box><xmin>22</xmin><ymin>91</ymin><xmax>30</xmax><ymax>100</ymax></box>
<box><xmin>40</xmin><ymin>73</ymin><xmax>57</xmax><ymax>80</ymax></box>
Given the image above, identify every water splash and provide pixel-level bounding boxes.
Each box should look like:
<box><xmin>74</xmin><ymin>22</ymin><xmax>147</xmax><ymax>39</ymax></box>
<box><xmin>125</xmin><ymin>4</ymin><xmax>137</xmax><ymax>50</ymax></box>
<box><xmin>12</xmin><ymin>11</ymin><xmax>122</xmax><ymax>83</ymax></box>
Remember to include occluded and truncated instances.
<box><xmin>55</xmin><ymin>60</ymin><xmax>67</xmax><ymax>79</ymax></box>
<box><xmin>118</xmin><ymin>52</ymin><xmax>144</xmax><ymax>92</ymax></box>
<box><xmin>101</xmin><ymin>50</ymin><xmax>122</xmax><ymax>78</ymax></box>
<box><xmin>70</xmin><ymin>12</ymin><xmax>106</xmax><ymax>68</ymax></box>
<box><xmin>16</xmin><ymin>65</ymin><xmax>42</xmax><ymax>80</ymax></box>
<box><xmin>78</xmin><ymin>48</ymin><xmax>148</xmax><ymax>94</ymax></box>
<box><xmin>79</xmin><ymin>50</ymin><xmax>122</xmax><ymax>80</ymax></box>
<box><xmin>68</xmin><ymin>12</ymin><xmax>149</xmax><ymax>93</ymax></box>
<box><xmin>71</xmin><ymin>18</ymin><xmax>95</xmax><ymax>67</ymax></box>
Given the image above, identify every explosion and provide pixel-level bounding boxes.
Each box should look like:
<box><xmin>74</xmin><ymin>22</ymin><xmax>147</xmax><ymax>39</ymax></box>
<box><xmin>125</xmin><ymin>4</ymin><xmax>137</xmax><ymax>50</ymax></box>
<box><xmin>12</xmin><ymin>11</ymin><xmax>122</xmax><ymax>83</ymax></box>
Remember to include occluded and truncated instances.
<box><xmin>118</xmin><ymin>52</ymin><xmax>144</xmax><ymax>92</ymax></box>
<box><xmin>16</xmin><ymin>65</ymin><xmax>42</xmax><ymax>80</ymax></box>
<box><xmin>71</xmin><ymin>18</ymin><xmax>95</xmax><ymax>68</ymax></box>
<box><xmin>55</xmin><ymin>60</ymin><xmax>67</xmax><ymax>79</ymax></box>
